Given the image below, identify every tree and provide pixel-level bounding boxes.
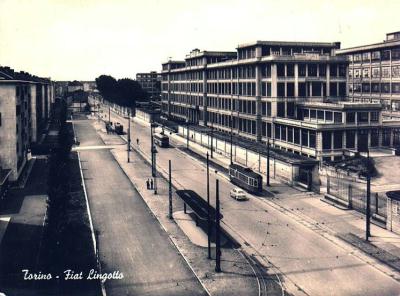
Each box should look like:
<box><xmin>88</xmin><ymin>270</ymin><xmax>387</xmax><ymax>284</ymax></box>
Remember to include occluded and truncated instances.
<box><xmin>95</xmin><ymin>75</ymin><xmax>149</xmax><ymax>107</ymax></box>
<box><xmin>95</xmin><ymin>75</ymin><xmax>117</xmax><ymax>101</ymax></box>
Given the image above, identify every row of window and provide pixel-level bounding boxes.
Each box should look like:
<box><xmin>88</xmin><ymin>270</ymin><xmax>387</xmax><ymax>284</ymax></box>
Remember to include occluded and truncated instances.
<box><xmin>272</xmin><ymin>124</ymin><xmax>316</xmax><ymax>148</ymax></box>
<box><xmin>208</xmin><ymin>111</ymin><xmax>257</xmax><ymax>136</ymax></box>
<box><xmin>350</xmin><ymin>66</ymin><xmax>400</xmax><ymax>78</ymax></box>
<box><xmin>349</xmin><ymin>82</ymin><xmax>400</xmax><ymax>93</ymax></box>
<box><xmin>163</xmin><ymin>62</ymin><xmax>349</xmax><ymax>82</ymax></box>
<box><xmin>166</xmin><ymin>83</ymin><xmax>204</xmax><ymax>93</ymax></box>
<box><xmin>254</xmin><ymin>46</ymin><xmax>333</xmax><ymax>59</ymax></box>
<box><xmin>169</xmin><ymin>94</ymin><xmax>203</xmax><ymax>106</ymax></box>
<box><xmin>350</xmin><ymin>49</ymin><xmax>400</xmax><ymax>62</ymax></box>
<box><xmin>276</xmin><ymin>82</ymin><xmax>346</xmax><ymax>97</ymax></box>
<box><xmin>207</xmin><ymin>97</ymin><xmax>231</xmax><ymax>111</ymax></box>
<box><xmin>165</xmin><ymin>81</ymin><xmax>347</xmax><ymax>97</ymax></box>
<box><xmin>164</xmin><ymin>71</ymin><xmax>204</xmax><ymax>81</ymax></box>
<box><xmin>207</xmin><ymin>66</ymin><xmax>256</xmax><ymax>80</ymax></box>
<box><xmin>276</xmin><ymin>63</ymin><xmax>346</xmax><ymax>78</ymax></box>
<box><xmin>300</xmin><ymin>109</ymin><xmax>343</xmax><ymax>123</ymax></box>
<box><xmin>207</xmin><ymin>98</ymin><xmax>258</xmax><ymax>116</ymax></box>
<box><xmin>186</xmin><ymin>58</ymin><xmax>203</xmax><ymax>67</ymax></box>
<box><xmin>238</xmin><ymin>48</ymin><xmax>256</xmax><ymax>60</ymax></box>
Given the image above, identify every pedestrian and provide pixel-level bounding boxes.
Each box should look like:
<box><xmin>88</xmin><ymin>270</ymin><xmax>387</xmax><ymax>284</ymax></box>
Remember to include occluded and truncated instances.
<box><xmin>136</xmin><ymin>138</ymin><xmax>139</xmax><ymax>145</ymax></box>
<box><xmin>150</xmin><ymin>178</ymin><xmax>154</xmax><ymax>190</ymax></box>
<box><xmin>146</xmin><ymin>179</ymin><xmax>150</xmax><ymax>190</ymax></box>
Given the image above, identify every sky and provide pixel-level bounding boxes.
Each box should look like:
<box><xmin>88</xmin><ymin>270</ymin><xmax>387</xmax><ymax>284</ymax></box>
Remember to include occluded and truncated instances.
<box><xmin>0</xmin><ymin>0</ymin><xmax>399</xmax><ymax>81</ymax></box>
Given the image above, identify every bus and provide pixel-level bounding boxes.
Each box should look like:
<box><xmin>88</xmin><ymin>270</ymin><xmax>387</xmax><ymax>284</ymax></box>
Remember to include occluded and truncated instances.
<box><xmin>154</xmin><ymin>133</ymin><xmax>169</xmax><ymax>148</ymax></box>
<box><xmin>229</xmin><ymin>163</ymin><xmax>263</xmax><ymax>194</ymax></box>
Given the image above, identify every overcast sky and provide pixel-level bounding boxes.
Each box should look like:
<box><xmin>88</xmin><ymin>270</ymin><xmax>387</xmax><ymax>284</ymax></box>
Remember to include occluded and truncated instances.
<box><xmin>0</xmin><ymin>0</ymin><xmax>399</xmax><ymax>81</ymax></box>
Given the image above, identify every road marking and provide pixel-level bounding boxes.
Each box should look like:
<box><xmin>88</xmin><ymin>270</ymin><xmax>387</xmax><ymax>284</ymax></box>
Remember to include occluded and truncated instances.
<box><xmin>72</xmin><ymin>145</ymin><xmax>122</xmax><ymax>151</ymax></box>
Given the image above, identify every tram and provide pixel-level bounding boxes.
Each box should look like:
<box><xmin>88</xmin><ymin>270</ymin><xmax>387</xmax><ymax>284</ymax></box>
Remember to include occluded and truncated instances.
<box><xmin>229</xmin><ymin>163</ymin><xmax>263</xmax><ymax>194</ymax></box>
<box><xmin>153</xmin><ymin>133</ymin><xmax>169</xmax><ymax>148</ymax></box>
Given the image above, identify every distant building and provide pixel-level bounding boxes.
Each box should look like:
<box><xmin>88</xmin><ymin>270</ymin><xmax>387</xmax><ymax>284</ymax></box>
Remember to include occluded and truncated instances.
<box><xmin>161</xmin><ymin>42</ymin><xmax>400</xmax><ymax>163</ymax></box>
<box><xmin>68</xmin><ymin>80</ymin><xmax>84</xmax><ymax>93</ymax></box>
<box><xmin>0</xmin><ymin>66</ymin><xmax>54</xmax><ymax>181</ymax></box>
<box><xmin>337</xmin><ymin>31</ymin><xmax>400</xmax><ymax>113</ymax></box>
<box><xmin>136</xmin><ymin>71</ymin><xmax>161</xmax><ymax>100</ymax></box>
<box><xmin>81</xmin><ymin>81</ymin><xmax>96</xmax><ymax>92</ymax></box>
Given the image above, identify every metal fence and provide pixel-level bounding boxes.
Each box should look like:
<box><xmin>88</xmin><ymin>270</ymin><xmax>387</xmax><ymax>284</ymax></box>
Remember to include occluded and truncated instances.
<box><xmin>326</xmin><ymin>174</ymin><xmax>387</xmax><ymax>220</ymax></box>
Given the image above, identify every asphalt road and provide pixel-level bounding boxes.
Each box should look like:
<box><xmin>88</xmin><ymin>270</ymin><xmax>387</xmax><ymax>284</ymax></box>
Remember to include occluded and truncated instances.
<box><xmin>98</xmin><ymin>103</ymin><xmax>400</xmax><ymax>296</ymax></box>
<box><xmin>73</xmin><ymin>116</ymin><xmax>207</xmax><ymax>296</ymax></box>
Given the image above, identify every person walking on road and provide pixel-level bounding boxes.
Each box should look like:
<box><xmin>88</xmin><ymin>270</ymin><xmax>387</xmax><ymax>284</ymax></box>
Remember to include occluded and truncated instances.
<box><xmin>150</xmin><ymin>178</ymin><xmax>154</xmax><ymax>190</ymax></box>
<box><xmin>146</xmin><ymin>179</ymin><xmax>150</xmax><ymax>190</ymax></box>
<box><xmin>136</xmin><ymin>138</ymin><xmax>139</xmax><ymax>145</ymax></box>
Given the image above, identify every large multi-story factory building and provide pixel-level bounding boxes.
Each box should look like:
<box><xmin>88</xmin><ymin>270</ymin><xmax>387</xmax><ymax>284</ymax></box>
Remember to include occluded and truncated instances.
<box><xmin>161</xmin><ymin>41</ymin><xmax>400</xmax><ymax>162</ymax></box>
<box><xmin>337</xmin><ymin>31</ymin><xmax>400</xmax><ymax>114</ymax></box>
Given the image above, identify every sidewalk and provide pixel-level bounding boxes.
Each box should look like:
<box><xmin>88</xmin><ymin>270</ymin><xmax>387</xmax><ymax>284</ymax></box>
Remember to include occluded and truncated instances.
<box><xmin>163</xmin><ymin>120</ymin><xmax>400</xmax><ymax>277</ymax></box>
<box><xmin>0</xmin><ymin>159</ymin><xmax>48</xmax><ymax>295</ymax></box>
<box><xmin>91</xmin><ymin>119</ymin><xmax>261</xmax><ymax>296</ymax></box>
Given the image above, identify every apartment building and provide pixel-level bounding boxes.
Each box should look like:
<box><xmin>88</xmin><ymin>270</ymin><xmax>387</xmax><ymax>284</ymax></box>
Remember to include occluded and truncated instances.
<box><xmin>0</xmin><ymin>66</ymin><xmax>54</xmax><ymax>181</ymax></box>
<box><xmin>161</xmin><ymin>42</ymin><xmax>400</xmax><ymax>162</ymax></box>
<box><xmin>136</xmin><ymin>71</ymin><xmax>161</xmax><ymax>100</ymax></box>
<box><xmin>336</xmin><ymin>31</ymin><xmax>400</xmax><ymax>113</ymax></box>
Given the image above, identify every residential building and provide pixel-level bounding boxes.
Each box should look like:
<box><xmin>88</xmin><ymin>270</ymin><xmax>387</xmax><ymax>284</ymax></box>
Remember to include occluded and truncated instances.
<box><xmin>0</xmin><ymin>66</ymin><xmax>54</xmax><ymax>181</ymax></box>
<box><xmin>136</xmin><ymin>71</ymin><xmax>161</xmax><ymax>100</ymax></box>
<box><xmin>336</xmin><ymin>31</ymin><xmax>400</xmax><ymax>113</ymax></box>
<box><xmin>161</xmin><ymin>42</ymin><xmax>400</xmax><ymax>163</ymax></box>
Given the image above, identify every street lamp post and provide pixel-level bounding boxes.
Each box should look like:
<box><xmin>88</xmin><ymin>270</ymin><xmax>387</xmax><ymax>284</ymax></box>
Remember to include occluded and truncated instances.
<box><xmin>127</xmin><ymin>109</ymin><xmax>131</xmax><ymax>163</ymax></box>
<box><xmin>186</xmin><ymin>120</ymin><xmax>189</xmax><ymax>150</ymax></box>
<box><xmin>150</xmin><ymin>122</ymin><xmax>158</xmax><ymax>195</ymax></box>
<box><xmin>267</xmin><ymin>138</ymin><xmax>270</xmax><ymax>187</ymax></box>
<box><xmin>168</xmin><ymin>160</ymin><xmax>173</xmax><ymax>219</ymax></box>
<box><xmin>210</xmin><ymin>122</ymin><xmax>214</xmax><ymax>159</ymax></box>
<box><xmin>206</xmin><ymin>152</ymin><xmax>211</xmax><ymax>259</ymax></box>
<box><xmin>215</xmin><ymin>179</ymin><xmax>221</xmax><ymax>273</ymax></box>
<box><xmin>366</xmin><ymin>149</ymin><xmax>371</xmax><ymax>240</ymax></box>
<box><xmin>151</xmin><ymin>122</ymin><xmax>154</xmax><ymax>173</ymax></box>
<box><xmin>230</xmin><ymin>111</ymin><xmax>233</xmax><ymax>164</ymax></box>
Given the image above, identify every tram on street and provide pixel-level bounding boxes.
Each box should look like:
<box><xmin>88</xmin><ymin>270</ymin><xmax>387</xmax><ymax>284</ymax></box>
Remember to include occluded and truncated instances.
<box><xmin>228</xmin><ymin>163</ymin><xmax>263</xmax><ymax>194</ymax></box>
<box><xmin>154</xmin><ymin>133</ymin><xmax>169</xmax><ymax>148</ymax></box>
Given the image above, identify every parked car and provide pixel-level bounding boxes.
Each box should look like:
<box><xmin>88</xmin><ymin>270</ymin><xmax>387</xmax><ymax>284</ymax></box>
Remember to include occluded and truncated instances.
<box><xmin>230</xmin><ymin>187</ymin><xmax>247</xmax><ymax>201</ymax></box>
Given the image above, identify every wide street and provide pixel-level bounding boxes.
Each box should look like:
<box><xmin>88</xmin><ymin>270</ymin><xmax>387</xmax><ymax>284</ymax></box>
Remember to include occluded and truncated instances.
<box><xmin>98</xmin><ymin>102</ymin><xmax>400</xmax><ymax>296</ymax></box>
<box><xmin>72</xmin><ymin>115</ymin><xmax>207</xmax><ymax>296</ymax></box>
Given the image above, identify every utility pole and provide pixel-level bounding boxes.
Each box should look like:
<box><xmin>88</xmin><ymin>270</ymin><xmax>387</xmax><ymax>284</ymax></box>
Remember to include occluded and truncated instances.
<box><xmin>108</xmin><ymin>105</ymin><xmax>111</xmax><ymax>123</ymax></box>
<box><xmin>186</xmin><ymin>120</ymin><xmax>189</xmax><ymax>149</ymax></box>
<box><xmin>215</xmin><ymin>179</ymin><xmax>221</xmax><ymax>272</ymax></box>
<box><xmin>366</xmin><ymin>149</ymin><xmax>371</xmax><ymax>241</ymax></box>
<box><xmin>151</xmin><ymin>123</ymin><xmax>154</xmax><ymax>174</ymax></box>
<box><xmin>206</xmin><ymin>152</ymin><xmax>211</xmax><ymax>259</ymax></box>
<box><xmin>168</xmin><ymin>160</ymin><xmax>173</xmax><ymax>219</ymax></box>
<box><xmin>150</xmin><ymin>123</ymin><xmax>158</xmax><ymax>195</ymax></box>
<box><xmin>230</xmin><ymin>111</ymin><xmax>233</xmax><ymax>164</ymax></box>
<box><xmin>210</xmin><ymin>123</ymin><xmax>214</xmax><ymax>159</ymax></box>
<box><xmin>127</xmin><ymin>109</ymin><xmax>131</xmax><ymax>163</ymax></box>
<box><xmin>267</xmin><ymin>138</ymin><xmax>270</xmax><ymax>187</ymax></box>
